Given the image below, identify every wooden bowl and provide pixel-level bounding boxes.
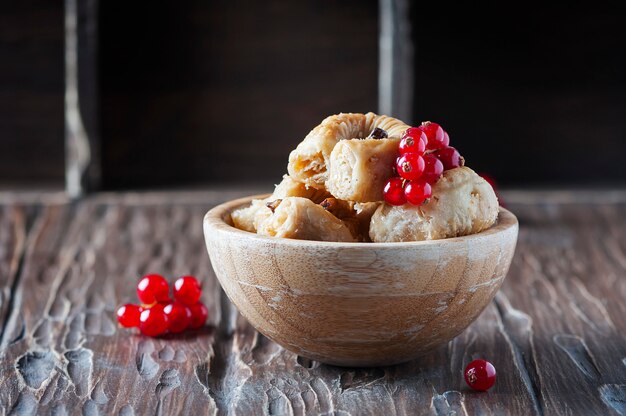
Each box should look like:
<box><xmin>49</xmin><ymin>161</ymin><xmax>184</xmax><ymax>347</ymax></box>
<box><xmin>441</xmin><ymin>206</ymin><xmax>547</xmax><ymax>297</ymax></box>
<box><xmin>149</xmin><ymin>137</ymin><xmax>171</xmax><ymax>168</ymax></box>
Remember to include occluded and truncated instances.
<box><xmin>203</xmin><ymin>195</ymin><xmax>519</xmax><ymax>367</ymax></box>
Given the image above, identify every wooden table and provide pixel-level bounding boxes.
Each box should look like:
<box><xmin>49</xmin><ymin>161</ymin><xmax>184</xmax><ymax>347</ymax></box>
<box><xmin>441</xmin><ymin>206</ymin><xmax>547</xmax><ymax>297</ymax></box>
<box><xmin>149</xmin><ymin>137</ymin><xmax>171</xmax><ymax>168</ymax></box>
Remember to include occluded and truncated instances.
<box><xmin>1</xmin><ymin>189</ymin><xmax>625</xmax><ymax>415</ymax></box>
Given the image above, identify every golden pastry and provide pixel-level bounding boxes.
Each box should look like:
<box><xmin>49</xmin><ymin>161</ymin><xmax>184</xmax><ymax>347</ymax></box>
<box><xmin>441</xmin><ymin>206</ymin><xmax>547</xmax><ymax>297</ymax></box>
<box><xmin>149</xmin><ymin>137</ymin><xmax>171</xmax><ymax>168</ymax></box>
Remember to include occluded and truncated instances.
<box><xmin>369</xmin><ymin>167</ymin><xmax>499</xmax><ymax>242</ymax></box>
<box><xmin>327</xmin><ymin>138</ymin><xmax>399</xmax><ymax>202</ymax></box>
<box><xmin>287</xmin><ymin>112</ymin><xmax>409</xmax><ymax>190</ymax></box>
<box><xmin>257</xmin><ymin>197</ymin><xmax>356</xmax><ymax>242</ymax></box>
<box><xmin>231</xmin><ymin>174</ymin><xmax>331</xmax><ymax>232</ymax></box>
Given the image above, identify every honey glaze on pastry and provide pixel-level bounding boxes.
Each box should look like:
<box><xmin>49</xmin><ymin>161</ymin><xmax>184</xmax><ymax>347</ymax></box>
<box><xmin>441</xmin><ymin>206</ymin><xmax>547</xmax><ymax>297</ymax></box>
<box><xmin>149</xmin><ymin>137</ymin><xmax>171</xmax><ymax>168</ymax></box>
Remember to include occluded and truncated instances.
<box><xmin>232</xmin><ymin>113</ymin><xmax>500</xmax><ymax>243</ymax></box>
<box><xmin>318</xmin><ymin>198</ymin><xmax>381</xmax><ymax>242</ymax></box>
<box><xmin>369</xmin><ymin>167</ymin><xmax>499</xmax><ymax>242</ymax></box>
<box><xmin>287</xmin><ymin>112</ymin><xmax>410</xmax><ymax>190</ymax></box>
<box><xmin>257</xmin><ymin>197</ymin><xmax>356</xmax><ymax>242</ymax></box>
<box><xmin>327</xmin><ymin>138</ymin><xmax>400</xmax><ymax>203</ymax></box>
<box><xmin>231</xmin><ymin>174</ymin><xmax>331</xmax><ymax>232</ymax></box>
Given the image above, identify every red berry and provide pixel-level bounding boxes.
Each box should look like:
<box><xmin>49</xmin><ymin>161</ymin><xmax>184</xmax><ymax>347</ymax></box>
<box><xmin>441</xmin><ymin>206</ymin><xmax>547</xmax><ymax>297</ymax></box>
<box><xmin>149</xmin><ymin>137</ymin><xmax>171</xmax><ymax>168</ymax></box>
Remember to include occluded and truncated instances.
<box><xmin>383</xmin><ymin>177</ymin><xmax>407</xmax><ymax>206</ymax></box>
<box><xmin>136</xmin><ymin>274</ymin><xmax>170</xmax><ymax>305</ymax></box>
<box><xmin>419</xmin><ymin>121</ymin><xmax>446</xmax><ymax>150</ymax></box>
<box><xmin>479</xmin><ymin>173</ymin><xmax>497</xmax><ymax>189</ymax></box>
<box><xmin>464</xmin><ymin>359</ymin><xmax>496</xmax><ymax>391</ymax></box>
<box><xmin>404</xmin><ymin>180</ymin><xmax>432</xmax><ymax>205</ymax></box>
<box><xmin>396</xmin><ymin>153</ymin><xmax>425</xmax><ymax>181</ymax></box>
<box><xmin>139</xmin><ymin>303</ymin><xmax>169</xmax><ymax>337</ymax></box>
<box><xmin>479</xmin><ymin>173</ymin><xmax>505</xmax><ymax>207</ymax></box>
<box><xmin>434</xmin><ymin>146</ymin><xmax>464</xmax><ymax>170</ymax></box>
<box><xmin>399</xmin><ymin>129</ymin><xmax>427</xmax><ymax>155</ymax></box>
<box><xmin>173</xmin><ymin>275</ymin><xmax>202</xmax><ymax>306</ymax></box>
<box><xmin>421</xmin><ymin>154</ymin><xmax>444</xmax><ymax>184</ymax></box>
<box><xmin>163</xmin><ymin>302</ymin><xmax>192</xmax><ymax>334</ymax></box>
<box><xmin>116</xmin><ymin>304</ymin><xmax>142</xmax><ymax>328</ymax></box>
<box><xmin>188</xmin><ymin>302</ymin><xmax>208</xmax><ymax>330</ymax></box>
<box><xmin>442</xmin><ymin>130</ymin><xmax>450</xmax><ymax>147</ymax></box>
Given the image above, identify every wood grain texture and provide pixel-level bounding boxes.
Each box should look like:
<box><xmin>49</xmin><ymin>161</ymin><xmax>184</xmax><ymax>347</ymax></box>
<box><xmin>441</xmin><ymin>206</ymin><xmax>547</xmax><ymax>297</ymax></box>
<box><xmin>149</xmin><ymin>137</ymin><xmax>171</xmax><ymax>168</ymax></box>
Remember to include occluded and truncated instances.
<box><xmin>99</xmin><ymin>0</ymin><xmax>379</xmax><ymax>189</ymax></box>
<box><xmin>0</xmin><ymin>1</ymin><xmax>65</xmax><ymax>186</ymax></box>
<box><xmin>0</xmin><ymin>189</ymin><xmax>624</xmax><ymax>415</ymax></box>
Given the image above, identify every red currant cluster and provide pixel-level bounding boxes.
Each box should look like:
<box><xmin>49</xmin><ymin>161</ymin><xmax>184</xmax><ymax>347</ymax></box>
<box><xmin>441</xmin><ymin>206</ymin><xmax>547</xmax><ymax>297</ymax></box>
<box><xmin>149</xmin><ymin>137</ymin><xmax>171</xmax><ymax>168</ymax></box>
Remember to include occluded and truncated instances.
<box><xmin>383</xmin><ymin>121</ymin><xmax>464</xmax><ymax>206</ymax></box>
<box><xmin>116</xmin><ymin>274</ymin><xmax>208</xmax><ymax>337</ymax></box>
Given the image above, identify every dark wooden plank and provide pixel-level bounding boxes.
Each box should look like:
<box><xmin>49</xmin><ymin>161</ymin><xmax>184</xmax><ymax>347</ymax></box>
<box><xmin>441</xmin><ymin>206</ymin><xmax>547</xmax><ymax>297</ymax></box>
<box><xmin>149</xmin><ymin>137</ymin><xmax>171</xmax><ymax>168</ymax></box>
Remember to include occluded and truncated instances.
<box><xmin>409</xmin><ymin>2</ymin><xmax>626</xmax><ymax>187</ymax></box>
<box><xmin>64</xmin><ymin>0</ymin><xmax>101</xmax><ymax>196</ymax></box>
<box><xmin>0</xmin><ymin>206</ymin><xmax>28</xmax><ymax>347</ymax></box>
<box><xmin>0</xmin><ymin>1</ymin><xmax>64</xmax><ymax>187</ymax></box>
<box><xmin>0</xmin><ymin>190</ymin><xmax>624</xmax><ymax>415</ymax></box>
<box><xmin>98</xmin><ymin>0</ymin><xmax>379</xmax><ymax>189</ymax></box>
<box><xmin>379</xmin><ymin>0</ymin><xmax>413</xmax><ymax>123</ymax></box>
<box><xmin>497</xmin><ymin>202</ymin><xmax>626</xmax><ymax>415</ymax></box>
<box><xmin>0</xmin><ymin>200</ymin><xmax>223</xmax><ymax>414</ymax></box>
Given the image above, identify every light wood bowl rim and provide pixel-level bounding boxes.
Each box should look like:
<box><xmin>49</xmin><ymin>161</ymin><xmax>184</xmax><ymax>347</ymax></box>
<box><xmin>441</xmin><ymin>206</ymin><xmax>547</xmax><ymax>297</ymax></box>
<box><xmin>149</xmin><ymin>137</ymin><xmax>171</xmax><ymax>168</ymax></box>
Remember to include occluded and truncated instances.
<box><xmin>204</xmin><ymin>194</ymin><xmax>518</xmax><ymax>247</ymax></box>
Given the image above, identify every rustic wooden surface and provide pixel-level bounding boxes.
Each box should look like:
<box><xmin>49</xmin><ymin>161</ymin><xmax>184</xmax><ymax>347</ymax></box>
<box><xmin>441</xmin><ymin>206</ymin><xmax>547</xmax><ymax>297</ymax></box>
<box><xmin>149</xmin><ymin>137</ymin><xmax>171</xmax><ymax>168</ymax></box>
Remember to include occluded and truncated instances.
<box><xmin>0</xmin><ymin>188</ymin><xmax>625</xmax><ymax>415</ymax></box>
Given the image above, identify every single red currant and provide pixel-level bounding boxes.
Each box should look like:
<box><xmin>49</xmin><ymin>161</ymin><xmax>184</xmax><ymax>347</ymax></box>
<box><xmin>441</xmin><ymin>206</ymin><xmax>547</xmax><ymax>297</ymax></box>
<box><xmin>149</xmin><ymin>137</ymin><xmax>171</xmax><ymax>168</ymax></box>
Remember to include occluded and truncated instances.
<box><xmin>138</xmin><ymin>303</ymin><xmax>169</xmax><ymax>337</ymax></box>
<box><xmin>464</xmin><ymin>359</ymin><xmax>497</xmax><ymax>391</ymax></box>
<box><xmin>404</xmin><ymin>180</ymin><xmax>432</xmax><ymax>205</ymax></box>
<box><xmin>399</xmin><ymin>129</ymin><xmax>427</xmax><ymax>155</ymax></box>
<box><xmin>116</xmin><ymin>304</ymin><xmax>142</xmax><ymax>328</ymax></box>
<box><xmin>479</xmin><ymin>173</ymin><xmax>497</xmax><ymax>189</ymax></box>
<box><xmin>442</xmin><ymin>130</ymin><xmax>450</xmax><ymax>147</ymax></box>
<box><xmin>137</xmin><ymin>274</ymin><xmax>170</xmax><ymax>305</ymax></box>
<box><xmin>479</xmin><ymin>173</ymin><xmax>505</xmax><ymax>207</ymax></box>
<box><xmin>434</xmin><ymin>146</ymin><xmax>464</xmax><ymax>170</ymax></box>
<box><xmin>419</xmin><ymin>121</ymin><xmax>446</xmax><ymax>150</ymax></box>
<box><xmin>173</xmin><ymin>275</ymin><xmax>202</xmax><ymax>306</ymax></box>
<box><xmin>383</xmin><ymin>177</ymin><xmax>407</xmax><ymax>206</ymax></box>
<box><xmin>421</xmin><ymin>154</ymin><xmax>444</xmax><ymax>184</ymax></box>
<box><xmin>188</xmin><ymin>302</ymin><xmax>209</xmax><ymax>330</ymax></box>
<box><xmin>396</xmin><ymin>153</ymin><xmax>425</xmax><ymax>181</ymax></box>
<box><xmin>163</xmin><ymin>302</ymin><xmax>192</xmax><ymax>334</ymax></box>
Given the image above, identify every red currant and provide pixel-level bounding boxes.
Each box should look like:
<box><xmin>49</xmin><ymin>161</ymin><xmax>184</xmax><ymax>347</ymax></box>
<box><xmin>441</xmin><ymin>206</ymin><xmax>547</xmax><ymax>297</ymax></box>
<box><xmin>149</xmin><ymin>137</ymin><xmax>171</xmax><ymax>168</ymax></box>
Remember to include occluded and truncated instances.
<box><xmin>137</xmin><ymin>274</ymin><xmax>170</xmax><ymax>305</ymax></box>
<box><xmin>434</xmin><ymin>146</ymin><xmax>464</xmax><ymax>170</ymax></box>
<box><xmin>442</xmin><ymin>130</ymin><xmax>450</xmax><ymax>147</ymax></box>
<box><xmin>479</xmin><ymin>173</ymin><xmax>505</xmax><ymax>207</ymax></box>
<box><xmin>404</xmin><ymin>180</ymin><xmax>432</xmax><ymax>205</ymax></box>
<box><xmin>419</xmin><ymin>121</ymin><xmax>446</xmax><ymax>150</ymax></box>
<box><xmin>479</xmin><ymin>173</ymin><xmax>497</xmax><ymax>189</ymax></box>
<box><xmin>399</xmin><ymin>129</ymin><xmax>427</xmax><ymax>155</ymax></box>
<box><xmin>163</xmin><ymin>302</ymin><xmax>192</xmax><ymax>334</ymax></box>
<box><xmin>116</xmin><ymin>304</ymin><xmax>142</xmax><ymax>328</ymax></box>
<box><xmin>421</xmin><ymin>154</ymin><xmax>444</xmax><ymax>184</ymax></box>
<box><xmin>464</xmin><ymin>359</ymin><xmax>496</xmax><ymax>391</ymax></box>
<box><xmin>383</xmin><ymin>177</ymin><xmax>407</xmax><ymax>206</ymax></box>
<box><xmin>188</xmin><ymin>302</ymin><xmax>208</xmax><ymax>330</ymax></box>
<box><xmin>173</xmin><ymin>275</ymin><xmax>202</xmax><ymax>306</ymax></box>
<box><xmin>396</xmin><ymin>153</ymin><xmax>425</xmax><ymax>181</ymax></box>
<box><xmin>139</xmin><ymin>303</ymin><xmax>169</xmax><ymax>337</ymax></box>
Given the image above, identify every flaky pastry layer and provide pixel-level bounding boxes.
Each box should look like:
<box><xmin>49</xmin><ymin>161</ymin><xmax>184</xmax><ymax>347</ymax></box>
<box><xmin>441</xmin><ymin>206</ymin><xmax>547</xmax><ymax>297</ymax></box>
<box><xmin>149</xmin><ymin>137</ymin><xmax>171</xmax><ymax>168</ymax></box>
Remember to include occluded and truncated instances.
<box><xmin>369</xmin><ymin>167</ymin><xmax>499</xmax><ymax>242</ymax></box>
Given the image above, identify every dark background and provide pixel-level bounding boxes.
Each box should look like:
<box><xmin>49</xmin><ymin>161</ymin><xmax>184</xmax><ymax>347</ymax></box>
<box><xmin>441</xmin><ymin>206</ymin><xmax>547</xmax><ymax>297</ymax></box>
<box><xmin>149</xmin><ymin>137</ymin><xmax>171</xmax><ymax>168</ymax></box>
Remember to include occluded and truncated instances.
<box><xmin>1</xmin><ymin>0</ymin><xmax>625</xmax><ymax>189</ymax></box>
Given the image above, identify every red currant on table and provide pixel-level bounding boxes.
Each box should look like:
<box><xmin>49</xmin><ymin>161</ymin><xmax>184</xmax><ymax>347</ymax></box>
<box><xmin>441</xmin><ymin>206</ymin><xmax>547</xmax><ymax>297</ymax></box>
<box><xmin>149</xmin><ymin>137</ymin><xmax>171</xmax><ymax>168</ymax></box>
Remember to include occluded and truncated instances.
<box><xmin>464</xmin><ymin>359</ymin><xmax>496</xmax><ymax>391</ymax></box>
<box><xmin>173</xmin><ymin>275</ymin><xmax>202</xmax><ymax>306</ymax></box>
<box><xmin>419</xmin><ymin>121</ymin><xmax>446</xmax><ymax>150</ymax></box>
<box><xmin>163</xmin><ymin>302</ymin><xmax>192</xmax><ymax>334</ymax></box>
<box><xmin>434</xmin><ymin>146</ymin><xmax>464</xmax><ymax>170</ymax></box>
<box><xmin>383</xmin><ymin>177</ymin><xmax>407</xmax><ymax>206</ymax></box>
<box><xmin>139</xmin><ymin>303</ymin><xmax>169</xmax><ymax>337</ymax></box>
<box><xmin>399</xmin><ymin>129</ymin><xmax>427</xmax><ymax>155</ymax></box>
<box><xmin>396</xmin><ymin>153</ymin><xmax>425</xmax><ymax>181</ymax></box>
<box><xmin>137</xmin><ymin>274</ymin><xmax>170</xmax><ymax>305</ymax></box>
<box><xmin>404</xmin><ymin>180</ymin><xmax>432</xmax><ymax>205</ymax></box>
<box><xmin>421</xmin><ymin>154</ymin><xmax>444</xmax><ymax>184</ymax></box>
<box><xmin>116</xmin><ymin>304</ymin><xmax>142</xmax><ymax>328</ymax></box>
<box><xmin>188</xmin><ymin>302</ymin><xmax>209</xmax><ymax>329</ymax></box>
